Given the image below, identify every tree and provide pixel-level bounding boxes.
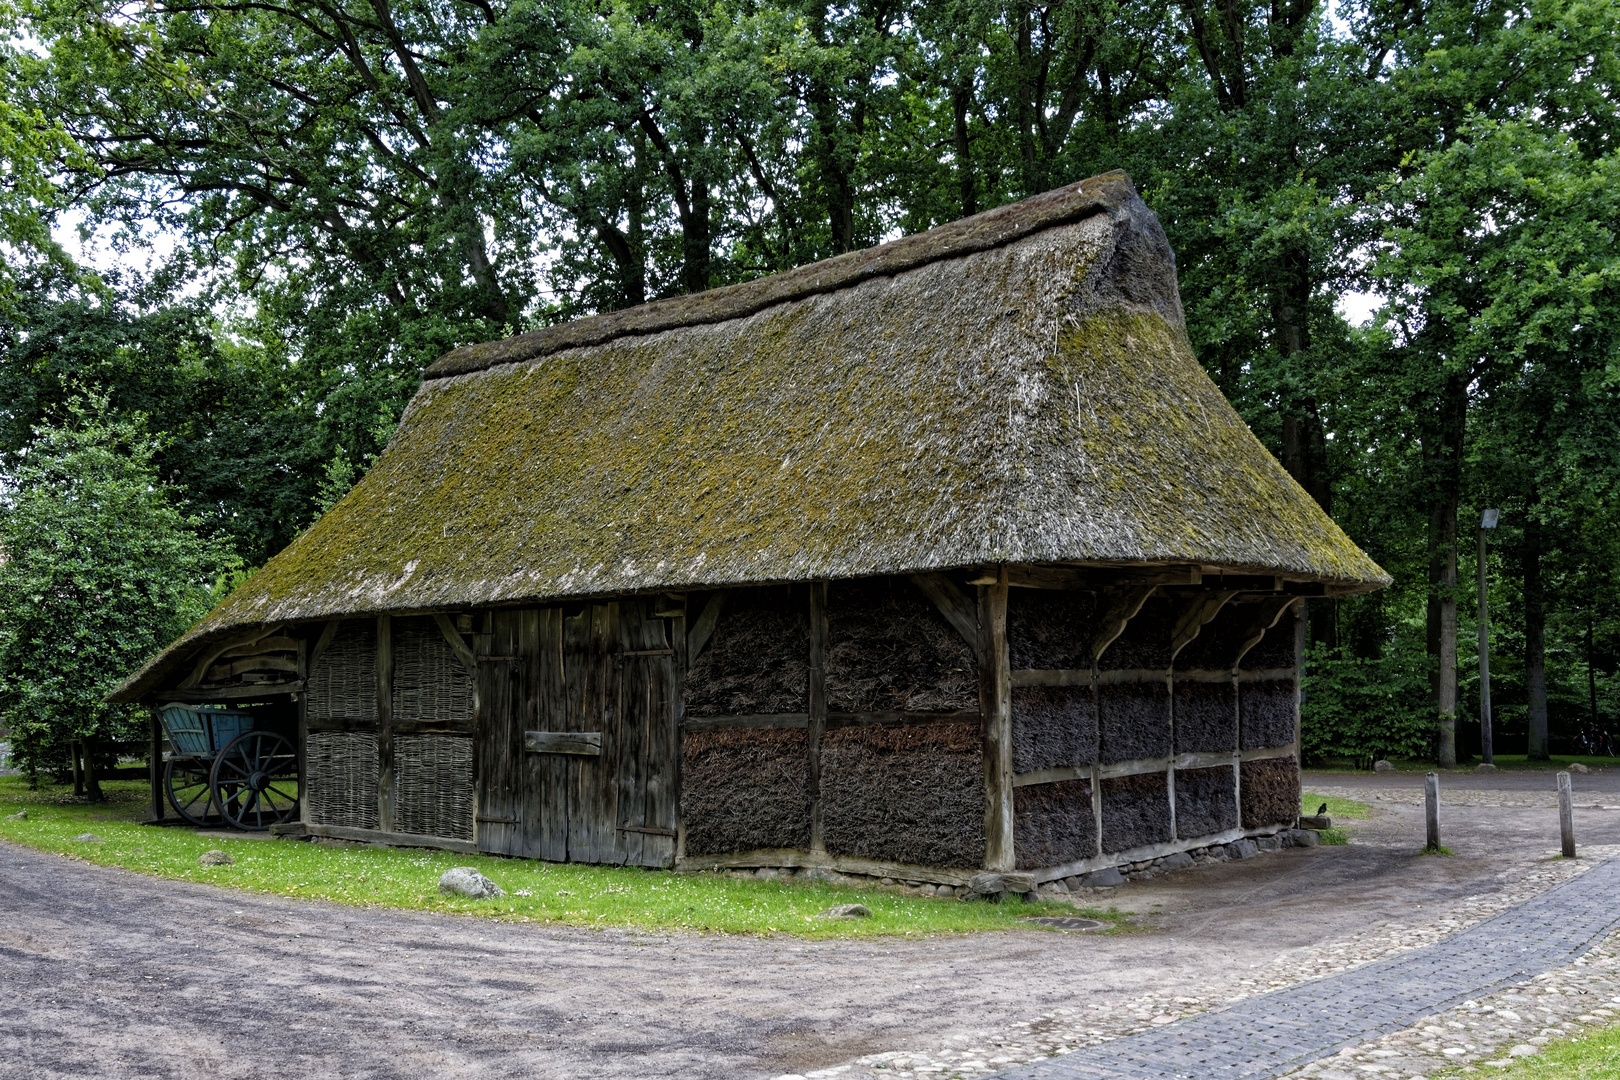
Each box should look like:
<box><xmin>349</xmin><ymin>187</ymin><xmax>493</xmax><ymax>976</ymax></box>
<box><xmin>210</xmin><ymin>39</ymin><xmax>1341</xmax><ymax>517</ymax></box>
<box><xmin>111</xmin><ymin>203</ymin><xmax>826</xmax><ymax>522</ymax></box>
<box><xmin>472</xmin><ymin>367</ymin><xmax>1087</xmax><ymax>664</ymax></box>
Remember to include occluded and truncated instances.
<box><xmin>0</xmin><ymin>395</ymin><xmax>238</xmax><ymax>796</ymax></box>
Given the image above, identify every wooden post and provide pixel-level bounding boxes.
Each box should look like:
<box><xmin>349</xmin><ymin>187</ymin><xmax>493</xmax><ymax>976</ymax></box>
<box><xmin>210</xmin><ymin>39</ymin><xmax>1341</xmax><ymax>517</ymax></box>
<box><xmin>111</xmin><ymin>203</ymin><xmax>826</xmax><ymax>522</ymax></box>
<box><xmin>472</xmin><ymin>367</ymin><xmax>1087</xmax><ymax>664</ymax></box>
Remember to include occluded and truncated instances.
<box><xmin>807</xmin><ymin>581</ymin><xmax>828</xmax><ymax>855</ymax></box>
<box><xmin>377</xmin><ymin>615</ymin><xmax>393</xmax><ymax>833</ymax></box>
<box><xmin>1424</xmin><ymin>771</ymin><xmax>1441</xmax><ymax>851</ymax></box>
<box><xmin>149</xmin><ymin>708</ymin><xmax>165</xmax><ymax>822</ymax></box>
<box><xmin>1558</xmin><ymin>771</ymin><xmax>1576</xmax><ymax>858</ymax></box>
<box><xmin>979</xmin><ymin>568</ymin><xmax>1014</xmax><ymax>872</ymax></box>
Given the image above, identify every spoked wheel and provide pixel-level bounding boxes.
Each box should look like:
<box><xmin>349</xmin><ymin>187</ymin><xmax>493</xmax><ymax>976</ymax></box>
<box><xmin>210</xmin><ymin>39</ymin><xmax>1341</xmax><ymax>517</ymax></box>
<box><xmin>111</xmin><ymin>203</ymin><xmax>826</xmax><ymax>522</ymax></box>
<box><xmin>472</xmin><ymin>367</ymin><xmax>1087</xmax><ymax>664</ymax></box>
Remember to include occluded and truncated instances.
<box><xmin>211</xmin><ymin>731</ymin><xmax>299</xmax><ymax>830</ymax></box>
<box><xmin>165</xmin><ymin>757</ymin><xmax>217</xmax><ymax>825</ymax></box>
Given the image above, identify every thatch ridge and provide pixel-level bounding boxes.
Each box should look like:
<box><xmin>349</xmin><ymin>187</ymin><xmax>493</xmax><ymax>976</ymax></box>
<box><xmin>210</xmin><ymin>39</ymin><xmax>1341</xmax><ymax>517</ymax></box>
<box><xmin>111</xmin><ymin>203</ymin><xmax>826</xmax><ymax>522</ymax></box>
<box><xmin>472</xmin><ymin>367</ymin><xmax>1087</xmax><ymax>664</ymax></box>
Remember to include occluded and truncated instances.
<box><xmin>111</xmin><ymin>172</ymin><xmax>1388</xmax><ymax>702</ymax></box>
<box><xmin>427</xmin><ymin>171</ymin><xmax>1134</xmax><ymax>380</ymax></box>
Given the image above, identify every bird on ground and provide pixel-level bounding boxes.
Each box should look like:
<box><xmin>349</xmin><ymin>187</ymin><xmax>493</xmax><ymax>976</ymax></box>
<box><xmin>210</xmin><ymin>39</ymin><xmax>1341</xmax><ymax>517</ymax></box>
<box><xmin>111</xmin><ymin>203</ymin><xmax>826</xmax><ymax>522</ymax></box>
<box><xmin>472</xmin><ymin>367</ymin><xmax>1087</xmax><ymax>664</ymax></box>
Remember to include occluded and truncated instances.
<box><xmin>1316</xmin><ymin>803</ymin><xmax>1328</xmax><ymax>816</ymax></box>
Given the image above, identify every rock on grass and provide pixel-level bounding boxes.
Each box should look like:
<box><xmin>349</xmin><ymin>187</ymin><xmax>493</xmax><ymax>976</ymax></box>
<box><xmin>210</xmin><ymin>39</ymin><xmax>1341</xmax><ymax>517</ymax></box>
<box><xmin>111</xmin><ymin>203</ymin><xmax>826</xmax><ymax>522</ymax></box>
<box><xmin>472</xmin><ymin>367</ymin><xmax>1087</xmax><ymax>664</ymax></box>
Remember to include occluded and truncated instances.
<box><xmin>72</xmin><ymin>833</ymin><xmax>103</xmax><ymax>843</ymax></box>
<box><xmin>439</xmin><ymin>867</ymin><xmax>504</xmax><ymax>899</ymax></box>
<box><xmin>198</xmin><ymin>850</ymin><xmax>234</xmax><ymax>866</ymax></box>
<box><xmin>818</xmin><ymin>903</ymin><xmax>870</xmax><ymax>919</ymax></box>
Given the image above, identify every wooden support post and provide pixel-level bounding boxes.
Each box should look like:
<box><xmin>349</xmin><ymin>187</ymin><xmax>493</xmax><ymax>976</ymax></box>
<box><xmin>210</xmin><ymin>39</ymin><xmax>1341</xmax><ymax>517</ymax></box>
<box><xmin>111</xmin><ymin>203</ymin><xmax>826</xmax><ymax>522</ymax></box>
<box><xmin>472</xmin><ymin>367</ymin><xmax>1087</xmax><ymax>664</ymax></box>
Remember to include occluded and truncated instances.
<box><xmin>377</xmin><ymin>615</ymin><xmax>393</xmax><ymax>833</ymax></box>
<box><xmin>1558</xmin><ymin>771</ymin><xmax>1576</xmax><ymax>858</ymax></box>
<box><xmin>808</xmin><ymin>581</ymin><xmax>828</xmax><ymax>855</ymax></box>
<box><xmin>1424</xmin><ymin>771</ymin><xmax>1441</xmax><ymax>851</ymax></box>
<box><xmin>149</xmin><ymin>708</ymin><xmax>165</xmax><ymax>822</ymax></box>
<box><xmin>979</xmin><ymin>569</ymin><xmax>1014</xmax><ymax>872</ymax></box>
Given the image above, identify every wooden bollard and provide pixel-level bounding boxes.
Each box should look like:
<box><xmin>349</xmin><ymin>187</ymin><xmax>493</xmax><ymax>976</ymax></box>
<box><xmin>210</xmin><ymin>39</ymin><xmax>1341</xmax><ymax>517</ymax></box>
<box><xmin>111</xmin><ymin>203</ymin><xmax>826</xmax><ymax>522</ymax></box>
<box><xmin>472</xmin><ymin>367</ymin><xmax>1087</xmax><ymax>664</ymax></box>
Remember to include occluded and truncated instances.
<box><xmin>1425</xmin><ymin>771</ymin><xmax>1441</xmax><ymax>851</ymax></box>
<box><xmin>1558</xmin><ymin>771</ymin><xmax>1576</xmax><ymax>858</ymax></box>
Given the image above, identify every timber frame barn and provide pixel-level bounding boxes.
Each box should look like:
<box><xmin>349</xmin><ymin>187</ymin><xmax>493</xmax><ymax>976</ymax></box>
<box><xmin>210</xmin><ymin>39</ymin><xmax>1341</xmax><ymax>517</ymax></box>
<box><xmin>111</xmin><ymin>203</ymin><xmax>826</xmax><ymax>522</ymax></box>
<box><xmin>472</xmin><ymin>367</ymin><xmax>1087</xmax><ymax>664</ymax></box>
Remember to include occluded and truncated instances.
<box><xmin>113</xmin><ymin>171</ymin><xmax>1388</xmax><ymax>886</ymax></box>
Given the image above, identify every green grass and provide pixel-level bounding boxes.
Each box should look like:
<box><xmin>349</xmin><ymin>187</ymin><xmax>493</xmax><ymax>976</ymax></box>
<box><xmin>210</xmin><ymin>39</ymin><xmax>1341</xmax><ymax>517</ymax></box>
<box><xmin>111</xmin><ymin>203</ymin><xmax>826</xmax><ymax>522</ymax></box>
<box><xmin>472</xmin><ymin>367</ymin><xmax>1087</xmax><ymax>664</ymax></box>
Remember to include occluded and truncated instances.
<box><xmin>1303</xmin><ymin>792</ymin><xmax>1372</xmax><ymax>819</ymax></box>
<box><xmin>1317</xmin><ymin>827</ymin><xmax>1351</xmax><ymax>845</ymax></box>
<box><xmin>1437</xmin><ymin>1023</ymin><xmax>1620</xmax><ymax>1078</ymax></box>
<box><xmin>0</xmin><ymin>776</ymin><xmax>1117</xmax><ymax>939</ymax></box>
<box><xmin>1307</xmin><ymin>755</ymin><xmax>1615</xmax><ymax>773</ymax></box>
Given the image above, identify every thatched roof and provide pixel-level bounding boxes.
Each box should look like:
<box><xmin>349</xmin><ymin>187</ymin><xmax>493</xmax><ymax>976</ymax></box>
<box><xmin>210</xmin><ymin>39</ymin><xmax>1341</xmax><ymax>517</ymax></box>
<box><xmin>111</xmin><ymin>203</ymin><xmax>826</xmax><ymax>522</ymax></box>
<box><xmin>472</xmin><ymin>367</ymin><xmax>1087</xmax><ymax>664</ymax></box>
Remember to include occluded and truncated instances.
<box><xmin>112</xmin><ymin>170</ymin><xmax>1386</xmax><ymax>702</ymax></box>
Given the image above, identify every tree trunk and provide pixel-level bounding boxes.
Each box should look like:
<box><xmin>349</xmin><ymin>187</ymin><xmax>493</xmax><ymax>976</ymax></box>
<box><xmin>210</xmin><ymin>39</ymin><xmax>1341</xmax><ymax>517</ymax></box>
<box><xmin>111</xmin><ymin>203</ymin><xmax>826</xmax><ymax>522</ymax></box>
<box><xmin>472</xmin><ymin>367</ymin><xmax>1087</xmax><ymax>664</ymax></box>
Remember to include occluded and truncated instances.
<box><xmin>1435</xmin><ymin>499</ymin><xmax>1459</xmax><ymax>767</ymax></box>
<box><xmin>82</xmin><ymin>739</ymin><xmax>104</xmax><ymax>804</ymax></box>
<box><xmin>684</xmin><ymin>178</ymin><xmax>710</xmax><ymax>292</ymax></box>
<box><xmin>1424</xmin><ymin>373</ymin><xmax>1466</xmax><ymax>766</ymax></box>
<box><xmin>953</xmin><ymin>77</ymin><xmax>977</xmax><ymax>219</ymax></box>
<box><xmin>1525</xmin><ymin>516</ymin><xmax>1549</xmax><ymax>759</ymax></box>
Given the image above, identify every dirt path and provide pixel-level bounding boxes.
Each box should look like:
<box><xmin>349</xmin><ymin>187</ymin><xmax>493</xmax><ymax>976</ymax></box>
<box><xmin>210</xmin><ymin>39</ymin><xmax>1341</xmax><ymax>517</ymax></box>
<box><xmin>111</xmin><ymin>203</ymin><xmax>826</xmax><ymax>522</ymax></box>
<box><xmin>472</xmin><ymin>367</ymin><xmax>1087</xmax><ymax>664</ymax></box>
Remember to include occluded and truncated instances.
<box><xmin>3</xmin><ymin>770</ymin><xmax>1618</xmax><ymax>1080</ymax></box>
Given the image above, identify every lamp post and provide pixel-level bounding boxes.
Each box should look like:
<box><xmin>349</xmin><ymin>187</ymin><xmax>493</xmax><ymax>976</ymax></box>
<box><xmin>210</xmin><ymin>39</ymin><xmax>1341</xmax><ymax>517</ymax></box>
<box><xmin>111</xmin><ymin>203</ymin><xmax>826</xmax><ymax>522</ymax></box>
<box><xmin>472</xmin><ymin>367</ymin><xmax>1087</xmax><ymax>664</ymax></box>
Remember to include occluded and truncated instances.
<box><xmin>1479</xmin><ymin>508</ymin><xmax>1500</xmax><ymax>764</ymax></box>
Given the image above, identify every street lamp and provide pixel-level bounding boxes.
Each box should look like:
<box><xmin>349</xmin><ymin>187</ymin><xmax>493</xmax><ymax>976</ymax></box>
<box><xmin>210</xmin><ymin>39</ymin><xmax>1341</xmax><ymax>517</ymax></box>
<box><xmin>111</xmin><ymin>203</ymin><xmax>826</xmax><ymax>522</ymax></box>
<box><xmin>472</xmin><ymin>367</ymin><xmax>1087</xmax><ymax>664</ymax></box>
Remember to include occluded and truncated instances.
<box><xmin>1479</xmin><ymin>509</ymin><xmax>1500</xmax><ymax>765</ymax></box>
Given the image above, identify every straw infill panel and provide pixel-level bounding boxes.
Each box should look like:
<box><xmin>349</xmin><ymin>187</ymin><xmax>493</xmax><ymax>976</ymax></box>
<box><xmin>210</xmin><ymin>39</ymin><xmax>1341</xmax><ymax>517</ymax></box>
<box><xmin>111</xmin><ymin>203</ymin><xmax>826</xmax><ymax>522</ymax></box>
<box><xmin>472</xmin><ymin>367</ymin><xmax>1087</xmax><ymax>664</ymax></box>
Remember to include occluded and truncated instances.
<box><xmin>307</xmin><ymin>622</ymin><xmax>377</xmax><ymax>720</ymax></box>
<box><xmin>306</xmin><ymin>731</ymin><xmax>379</xmax><ymax>829</ymax></box>
<box><xmin>392</xmin><ymin>734</ymin><xmax>474</xmax><ymax>840</ymax></box>
<box><xmin>391</xmin><ymin>617</ymin><xmax>474</xmax><ymax>723</ymax></box>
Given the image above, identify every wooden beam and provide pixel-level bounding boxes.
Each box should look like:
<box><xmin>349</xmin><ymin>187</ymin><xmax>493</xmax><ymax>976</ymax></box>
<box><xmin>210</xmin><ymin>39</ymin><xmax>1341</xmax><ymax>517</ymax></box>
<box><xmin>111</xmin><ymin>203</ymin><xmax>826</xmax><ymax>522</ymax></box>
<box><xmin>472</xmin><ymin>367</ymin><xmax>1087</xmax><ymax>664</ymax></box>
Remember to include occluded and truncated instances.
<box><xmin>431</xmin><ymin>613</ymin><xmax>479</xmax><ymax>675</ymax></box>
<box><xmin>289</xmin><ymin>822</ymin><xmax>479</xmax><ymax>854</ymax></box>
<box><xmin>979</xmin><ymin>570</ymin><xmax>1014</xmax><ymax>872</ymax></box>
<box><xmin>966</xmin><ymin>564</ymin><xmax>1202</xmax><ymax>588</ymax></box>
<box><xmin>686</xmin><ymin>592</ymin><xmax>727</xmax><ymax>661</ymax></box>
<box><xmin>178</xmin><ymin>625</ymin><xmax>286</xmax><ymax>689</ymax></box>
<box><xmin>148</xmin><ymin>707</ymin><xmax>164</xmax><ymax>823</ymax></box>
<box><xmin>220</xmin><ymin>637</ymin><xmax>301</xmax><ymax>657</ymax></box>
<box><xmin>681</xmin><ymin>713</ymin><xmax>811</xmax><ymax>731</ymax></box>
<box><xmin>1090</xmin><ymin>583</ymin><xmax>1159</xmax><ymax>661</ymax></box>
<box><xmin>1232</xmin><ymin>597</ymin><xmax>1301</xmax><ymax>670</ymax></box>
<box><xmin>306</xmin><ymin>620</ymin><xmax>341</xmax><ymax>675</ymax></box>
<box><xmin>376</xmin><ymin>615</ymin><xmax>393</xmax><ymax>833</ymax></box>
<box><xmin>149</xmin><ymin>683</ymin><xmax>304</xmax><ymax>704</ymax></box>
<box><xmin>1170</xmin><ymin>590</ymin><xmax>1239</xmax><ymax>660</ymax></box>
<box><xmin>808</xmin><ymin>581</ymin><xmax>828</xmax><ymax>855</ymax></box>
<box><xmin>909</xmin><ymin>573</ymin><xmax>981</xmax><ymax>661</ymax></box>
<box><xmin>524</xmin><ymin>730</ymin><xmax>603</xmax><ymax>756</ymax></box>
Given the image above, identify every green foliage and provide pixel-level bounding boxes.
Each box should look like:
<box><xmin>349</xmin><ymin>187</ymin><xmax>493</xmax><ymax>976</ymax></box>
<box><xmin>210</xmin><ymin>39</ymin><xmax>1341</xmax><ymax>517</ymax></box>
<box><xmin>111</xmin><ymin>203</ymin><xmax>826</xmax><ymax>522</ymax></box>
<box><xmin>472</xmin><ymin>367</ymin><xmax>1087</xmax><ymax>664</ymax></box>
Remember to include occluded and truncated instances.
<box><xmin>0</xmin><ymin>396</ymin><xmax>238</xmax><ymax>783</ymax></box>
<box><xmin>0</xmin><ymin>776</ymin><xmax>1111</xmax><ymax>938</ymax></box>
<box><xmin>1302</xmin><ymin>641</ymin><xmax>1436</xmax><ymax>766</ymax></box>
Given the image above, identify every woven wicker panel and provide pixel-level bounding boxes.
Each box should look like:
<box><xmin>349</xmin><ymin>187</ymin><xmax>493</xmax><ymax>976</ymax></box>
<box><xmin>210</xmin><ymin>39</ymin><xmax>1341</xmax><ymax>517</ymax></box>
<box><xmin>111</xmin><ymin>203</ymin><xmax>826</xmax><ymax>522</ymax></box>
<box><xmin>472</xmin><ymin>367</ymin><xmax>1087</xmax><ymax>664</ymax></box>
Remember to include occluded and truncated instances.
<box><xmin>393</xmin><ymin>734</ymin><xmax>474</xmax><ymax>840</ymax></box>
<box><xmin>306</xmin><ymin>731</ymin><xmax>379</xmax><ymax>829</ymax></box>
<box><xmin>307</xmin><ymin>622</ymin><xmax>378</xmax><ymax>720</ymax></box>
<box><xmin>391</xmin><ymin>617</ymin><xmax>474</xmax><ymax>723</ymax></box>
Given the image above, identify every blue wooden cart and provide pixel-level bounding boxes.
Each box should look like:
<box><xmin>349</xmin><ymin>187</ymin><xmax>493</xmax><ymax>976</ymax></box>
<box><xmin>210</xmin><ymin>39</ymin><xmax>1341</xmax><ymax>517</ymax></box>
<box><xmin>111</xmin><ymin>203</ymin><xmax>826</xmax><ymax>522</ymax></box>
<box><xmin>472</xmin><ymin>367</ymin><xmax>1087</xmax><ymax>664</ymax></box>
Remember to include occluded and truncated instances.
<box><xmin>158</xmin><ymin>704</ymin><xmax>300</xmax><ymax>830</ymax></box>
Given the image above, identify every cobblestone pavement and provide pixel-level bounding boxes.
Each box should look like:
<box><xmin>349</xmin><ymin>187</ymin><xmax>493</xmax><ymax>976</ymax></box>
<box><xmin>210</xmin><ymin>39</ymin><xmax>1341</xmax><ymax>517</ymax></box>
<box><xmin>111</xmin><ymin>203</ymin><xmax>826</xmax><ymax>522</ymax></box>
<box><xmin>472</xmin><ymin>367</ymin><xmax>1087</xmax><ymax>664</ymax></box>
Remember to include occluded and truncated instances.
<box><xmin>1283</xmin><ymin>928</ymin><xmax>1620</xmax><ymax>1079</ymax></box>
<box><xmin>980</xmin><ymin>853</ymin><xmax>1620</xmax><ymax>1078</ymax></box>
<box><xmin>782</xmin><ymin>849</ymin><xmax>1617</xmax><ymax>1080</ymax></box>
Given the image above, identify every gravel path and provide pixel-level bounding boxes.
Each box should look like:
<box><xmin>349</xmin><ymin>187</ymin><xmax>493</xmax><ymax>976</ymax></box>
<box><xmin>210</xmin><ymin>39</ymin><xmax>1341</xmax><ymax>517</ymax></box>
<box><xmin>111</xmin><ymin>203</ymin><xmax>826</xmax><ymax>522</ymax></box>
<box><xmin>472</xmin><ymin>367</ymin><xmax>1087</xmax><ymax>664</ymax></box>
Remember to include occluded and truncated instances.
<box><xmin>4</xmin><ymin>770</ymin><xmax>1618</xmax><ymax>1080</ymax></box>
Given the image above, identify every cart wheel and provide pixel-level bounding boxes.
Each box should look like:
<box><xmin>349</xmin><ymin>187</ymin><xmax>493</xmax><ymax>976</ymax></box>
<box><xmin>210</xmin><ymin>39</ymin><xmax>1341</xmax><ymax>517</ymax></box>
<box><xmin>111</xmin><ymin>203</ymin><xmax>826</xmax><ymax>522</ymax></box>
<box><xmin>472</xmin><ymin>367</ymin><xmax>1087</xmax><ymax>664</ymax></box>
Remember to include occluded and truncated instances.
<box><xmin>165</xmin><ymin>757</ymin><xmax>216</xmax><ymax>825</ymax></box>
<box><xmin>211</xmin><ymin>731</ymin><xmax>299</xmax><ymax>831</ymax></box>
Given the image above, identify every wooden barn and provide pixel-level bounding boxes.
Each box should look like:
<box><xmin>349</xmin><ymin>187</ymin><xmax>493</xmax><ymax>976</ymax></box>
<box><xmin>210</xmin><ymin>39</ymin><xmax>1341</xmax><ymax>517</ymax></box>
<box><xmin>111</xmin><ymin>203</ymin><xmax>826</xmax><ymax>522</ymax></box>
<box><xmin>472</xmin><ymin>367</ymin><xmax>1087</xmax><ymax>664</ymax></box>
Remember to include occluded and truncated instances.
<box><xmin>112</xmin><ymin>170</ymin><xmax>1387</xmax><ymax>889</ymax></box>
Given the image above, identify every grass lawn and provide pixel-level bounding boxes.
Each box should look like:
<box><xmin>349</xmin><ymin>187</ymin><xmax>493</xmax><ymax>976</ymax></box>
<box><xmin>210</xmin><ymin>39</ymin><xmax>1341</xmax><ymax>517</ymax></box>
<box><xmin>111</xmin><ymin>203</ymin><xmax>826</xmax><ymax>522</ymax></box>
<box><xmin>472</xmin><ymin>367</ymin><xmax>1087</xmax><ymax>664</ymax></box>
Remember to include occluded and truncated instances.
<box><xmin>1308</xmin><ymin>756</ymin><xmax>1616</xmax><ymax>773</ymax></box>
<box><xmin>1301</xmin><ymin>791</ymin><xmax>1369</xmax><ymax>845</ymax></box>
<box><xmin>1437</xmin><ymin>1023</ymin><xmax>1620</xmax><ymax>1078</ymax></box>
<box><xmin>0</xmin><ymin>775</ymin><xmax>1116</xmax><ymax>939</ymax></box>
<box><xmin>1302</xmin><ymin>792</ymin><xmax>1372</xmax><ymax>819</ymax></box>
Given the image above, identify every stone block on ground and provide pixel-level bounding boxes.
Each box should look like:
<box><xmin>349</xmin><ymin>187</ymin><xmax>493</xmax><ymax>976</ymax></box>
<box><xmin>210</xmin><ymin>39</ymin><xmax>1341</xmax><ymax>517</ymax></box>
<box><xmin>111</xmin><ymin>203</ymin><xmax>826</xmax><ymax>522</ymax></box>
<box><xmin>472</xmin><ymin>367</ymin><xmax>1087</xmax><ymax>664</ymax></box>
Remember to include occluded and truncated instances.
<box><xmin>198</xmin><ymin>850</ymin><xmax>233</xmax><ymax>866</ymax></box>
<box><xmin>72</xmin><ymin>833</ymin><xmax>103</xmax><ymax>843</ymax></box>
<box><xmin>1298</xmin><ymin>815</ymin><xmax>1332</xmax><ymax>829</ymax></box>
<box><xmin>438</xmin><ymin>866</ymin><xmax>505</xmax><ymax>899</ymax></box>
<box><xmin>1569</xmin><ymin>762</ymin><xmax>1590</xmax><ymax>774</ymax></box>
<box><xmin>1159</xmin><ymin>851</ymin><xmax>1193</xmax><ymax>871</ymax></box>
<box><xmin>1475</xmin><ymin>763</ymin><xmax>1497</xmax><ymax>772</ymax></box>
<box><xmin>1287</xmin><ymin>828</ymin><xmax>1320</xmax><ymax>847</ymax></box>
<box><xmin>1226</xmin><ymin>839</ymin><xmax>1258</xmax><ymax>860</ymax></box>
<box><xmin>818</xmin><ymin>903</ymin><xmax>870</xmax><ymax>919</ymax></box>
<box><xmin>1080</xmin><ymin>866</ymin><xmax>1125</xmax><ymax>888</ymax></box>
<box><xmin>967</xmin><ymin>871</ymin><xmax>1035</xmax><ymax>898</ymax></box>
<box><xmin>1373</xmin><ymin>759</ymin><xmax>1395</xmax><ymax>772</ymax></box>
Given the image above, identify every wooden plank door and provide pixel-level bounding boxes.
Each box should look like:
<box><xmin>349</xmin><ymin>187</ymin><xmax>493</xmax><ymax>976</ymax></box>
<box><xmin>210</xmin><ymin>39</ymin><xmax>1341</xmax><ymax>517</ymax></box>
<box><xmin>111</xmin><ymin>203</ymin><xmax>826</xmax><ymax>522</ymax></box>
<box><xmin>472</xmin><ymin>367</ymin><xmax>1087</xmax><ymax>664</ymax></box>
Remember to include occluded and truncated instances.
<box><xmin>507</xmin><ymin>600</ymin><xmax>678</xmax><ymax>867</ymax></box>
<box><xmin>615</xmin><ymin>599</ymin><xmax>679</xmax><ymax>868</ymax></box>
<box><xmin>475</xmin><ymin>611</ymin><xmax>523</xmax><ymax>856</ymax></box>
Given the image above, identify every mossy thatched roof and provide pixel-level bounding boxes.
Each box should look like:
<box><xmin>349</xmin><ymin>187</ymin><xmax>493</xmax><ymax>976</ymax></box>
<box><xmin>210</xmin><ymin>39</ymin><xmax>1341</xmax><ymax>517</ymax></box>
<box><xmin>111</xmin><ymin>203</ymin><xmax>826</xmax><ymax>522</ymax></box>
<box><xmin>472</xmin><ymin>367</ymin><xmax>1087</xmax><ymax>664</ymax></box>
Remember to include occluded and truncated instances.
<box><xmin>113</xmin><ymin>171</ymin><xmax>1386</xmax><ymax>701</ymax></box>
